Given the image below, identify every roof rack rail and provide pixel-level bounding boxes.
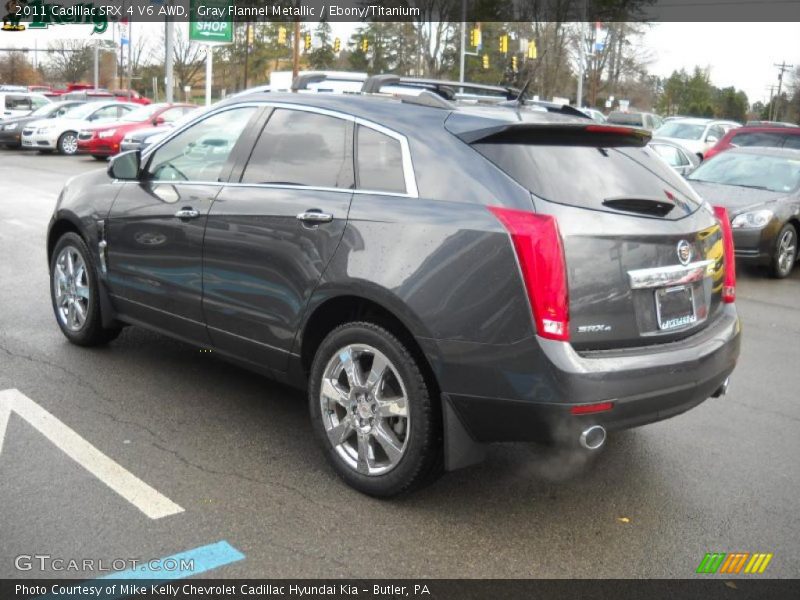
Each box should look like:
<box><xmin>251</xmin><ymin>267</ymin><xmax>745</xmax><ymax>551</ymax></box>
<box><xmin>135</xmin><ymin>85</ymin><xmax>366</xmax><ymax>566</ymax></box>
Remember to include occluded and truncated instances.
<box><xmin>361</xmin><ymin>74</ymin><xmax>519</xmax><ymax>101</ymax></box>
<box><xmin>291</xmin><ymin>73</ymin><xmax>329</xmax><ymax>91</ymax></box>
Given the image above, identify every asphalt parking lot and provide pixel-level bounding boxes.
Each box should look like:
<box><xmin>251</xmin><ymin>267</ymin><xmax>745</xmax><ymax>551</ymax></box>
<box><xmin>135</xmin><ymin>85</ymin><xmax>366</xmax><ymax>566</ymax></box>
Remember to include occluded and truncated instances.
<box><xmin>0</xmin><ymin>149</ymin><xmax>798</xmax><ymax>579</ymax></box>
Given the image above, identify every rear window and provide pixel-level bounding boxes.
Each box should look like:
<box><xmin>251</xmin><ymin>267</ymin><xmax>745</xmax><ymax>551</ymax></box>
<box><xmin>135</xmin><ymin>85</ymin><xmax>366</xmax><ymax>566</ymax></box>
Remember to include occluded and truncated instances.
<box><xmin>607</xmin><ymin>112</ymin><xmax>644</xmax><ymax>127</ymax></box>
<box><xmin>732</xmin><ymin>131</ymin><xmax>785</xmax><ymax>148</ymax></box>
<box><xmin>474</xmin><ymin>143</ymin><xmax>702</xmax><ymax>214</ymax></box>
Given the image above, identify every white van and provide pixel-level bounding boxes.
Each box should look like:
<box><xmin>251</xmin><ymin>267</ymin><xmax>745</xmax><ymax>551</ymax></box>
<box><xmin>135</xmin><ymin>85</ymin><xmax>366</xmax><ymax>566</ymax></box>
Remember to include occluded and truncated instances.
<box><xmin>0</xmin><ymin>92</ymin><xmax>51</xmax><ymax>121</ymax></box>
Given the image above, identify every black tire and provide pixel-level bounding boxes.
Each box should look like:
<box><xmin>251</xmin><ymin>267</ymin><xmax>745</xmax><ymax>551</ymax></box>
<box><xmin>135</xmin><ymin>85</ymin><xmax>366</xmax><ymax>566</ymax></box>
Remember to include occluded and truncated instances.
<box><xmin>49</xmin><ymin>232</ymin><xmax>120</xmax><ymax>346</ymax></box>
<box><xmin>308</xmin><ymin>322</ymin><xmax>443</xmax><ymax>497</ymax></box>
<box><xmin>770</xmin><ymin>223</ymin><xmax>797</xmax><ymax>279</ymax></box>
<box><xmin>57</xmin><ymin>131</ymin><xmax>79</xmax><ymax>155</ymax></box>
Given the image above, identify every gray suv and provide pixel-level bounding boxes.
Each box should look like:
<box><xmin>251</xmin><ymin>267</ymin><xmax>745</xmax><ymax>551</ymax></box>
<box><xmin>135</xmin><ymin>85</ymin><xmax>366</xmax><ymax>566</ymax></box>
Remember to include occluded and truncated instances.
<box><xmin>47</xmin><ymin>92</ymin><xmax>741</xmax><ymax>496</ymax></box>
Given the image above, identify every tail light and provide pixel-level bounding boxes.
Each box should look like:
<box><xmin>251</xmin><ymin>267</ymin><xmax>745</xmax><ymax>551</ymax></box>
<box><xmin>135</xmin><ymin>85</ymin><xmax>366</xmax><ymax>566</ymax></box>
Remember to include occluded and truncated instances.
<box><xmin>489</xmin><ymin>207</ymin><xmax>569</xmax><ymax>341</ymax></box>
<box><xmin>712</xmin><ymin>206</ymin><xmax>736</xmax><ymax>303</ymax></box>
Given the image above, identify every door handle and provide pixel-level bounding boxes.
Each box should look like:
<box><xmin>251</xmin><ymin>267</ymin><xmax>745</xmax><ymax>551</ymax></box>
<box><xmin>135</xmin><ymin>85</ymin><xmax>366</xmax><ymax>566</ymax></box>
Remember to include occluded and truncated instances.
<box><xmin>296</xmin><ymin>210</ymin><xmax>333</xmax><ymax>224</ymax></box>
<box><xmin>174</xmin><ymin>207</ymin><xmax>200</xmax><ymax>219</ymax></box>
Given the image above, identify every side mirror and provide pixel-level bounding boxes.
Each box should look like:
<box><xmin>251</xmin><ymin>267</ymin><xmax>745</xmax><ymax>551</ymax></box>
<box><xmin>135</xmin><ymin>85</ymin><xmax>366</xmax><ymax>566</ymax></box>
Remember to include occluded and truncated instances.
<box><xmin>706</xmin><ymin>135</ymin><xmax>718</xmax><ymax>144</ymax></box>
<box><xmin>108</xmin><ymin>150</ymin><xmax>140</xmax><ymax>180</ymax></box>
<box><xmin>152</xmin><ymin>116</ymin><xmax>165</xmax><ymax>126</ymax></box>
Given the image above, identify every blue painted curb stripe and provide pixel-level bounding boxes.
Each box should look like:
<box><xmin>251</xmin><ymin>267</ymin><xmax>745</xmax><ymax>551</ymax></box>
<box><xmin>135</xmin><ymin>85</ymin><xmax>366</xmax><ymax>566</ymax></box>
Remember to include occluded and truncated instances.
<box><xmin>37</xmin><ymin>541</ymin><xmax>244</xmax><ymax>600</ymax></box>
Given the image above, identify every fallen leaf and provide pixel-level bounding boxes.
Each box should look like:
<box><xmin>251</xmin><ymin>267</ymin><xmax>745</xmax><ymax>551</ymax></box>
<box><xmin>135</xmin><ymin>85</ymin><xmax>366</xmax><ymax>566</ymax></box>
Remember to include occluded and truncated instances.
<box><xmin>616</xmin><ymin>517</ymin><xmax>631</xmax><ymax>524</ymax></box>
<box><xmin>724</xmin><ymin>581</ymin><xmax>737</xmax><ymax>590</ymax></box>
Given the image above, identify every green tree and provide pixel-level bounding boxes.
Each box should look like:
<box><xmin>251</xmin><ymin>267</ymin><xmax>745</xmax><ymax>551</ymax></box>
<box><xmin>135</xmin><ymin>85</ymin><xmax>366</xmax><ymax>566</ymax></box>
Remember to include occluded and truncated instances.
<box><xmin>308</xmin><ymin>21</ymin><xmax>335</xmax><ymax>70</ymax></box>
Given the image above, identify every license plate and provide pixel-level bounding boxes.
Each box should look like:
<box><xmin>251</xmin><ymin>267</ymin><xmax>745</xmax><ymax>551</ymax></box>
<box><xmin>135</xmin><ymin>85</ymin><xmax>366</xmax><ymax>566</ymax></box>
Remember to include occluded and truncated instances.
<box><xmin>22</xmin><ymin>140</ymin><xmax>32</xmax><ymax>146</ymax></box>
<box><xmin>655</xmin><ymin>285</ymin><xmax>696</xmax><ymax>330</ymax></box>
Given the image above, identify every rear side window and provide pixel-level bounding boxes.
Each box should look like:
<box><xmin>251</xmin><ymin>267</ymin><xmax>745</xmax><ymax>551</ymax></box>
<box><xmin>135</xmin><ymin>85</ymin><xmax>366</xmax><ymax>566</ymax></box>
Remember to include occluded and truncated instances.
<box><xmin>783</xmin><ymin>135</ymin><xmax>800</xmax><ymax>150</ymax></box>
<box><xmin>474</xmin><ymin>142</ymin><xmax>701</xmax><ymax>214</ymax></box>
<box><xmin>5</xmin><ymin>95</ymin><xmax>32</xmax><ymax>111</ymax></box>
<box><xmin>356</xmin><ymin>126</ymin><xmax>405</xmax><ymax>194</ymax></box>
<box><xmin>242</xmin><ymin>109</ymin><xmax>353</xmax><ymax>189</ymax></box>
<box><xmin>732</xmin><ymin>131</ymin><xmax>785</xmax><ymax>148</ymax></box>
<box><xmin>651</xmin><ymin>143</ymin><xmax>688</xmax><ymax>167</ymax></box>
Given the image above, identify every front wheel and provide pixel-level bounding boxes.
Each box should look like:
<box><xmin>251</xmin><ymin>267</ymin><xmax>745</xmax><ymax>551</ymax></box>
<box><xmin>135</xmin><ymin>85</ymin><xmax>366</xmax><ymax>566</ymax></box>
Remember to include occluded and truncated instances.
<box><xmin>770</xmin><ymin>223</ymin><xmax>797</xmax><ymax>279</ymax></box>
<box><xmin>308</xmin><ymin>322</ymin><xmax>442</xmax><ymax>497</ymax></box>
<box><xmin>50</xmin><ymin>232</ymin><xmax>120</xmax><ymax>346</ymax></box>
<box><xmin>57</xmin><ymin>131</ymin><xmax>78</xmax><ymax>155</ymax></box>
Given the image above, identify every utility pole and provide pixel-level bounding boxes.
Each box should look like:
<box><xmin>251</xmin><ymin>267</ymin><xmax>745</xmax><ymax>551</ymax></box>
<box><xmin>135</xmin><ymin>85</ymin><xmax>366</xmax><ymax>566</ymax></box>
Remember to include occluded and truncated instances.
<box><xmin>576</xmin><ymin>0</ymin><xmax>587</xmax><ymax>107</ymax></box>
<box><xmin>127</xmin><ymin>21</ymin><xmax>133</xmax><ymax>97</ymax></box>
<box><xmin>243</xmin><ymin>22</ymin><xmax>250</xmax><ymax>90</ymax></box>
<box><xmin>773</xmin><ymin>61</ymin><xmax>794</xmax><ymax>122</ymax></box>
<box><xmin>292</xmin><ymin>21</ymin><xmax>301</xmax><ymax>81</ymax></box>
<box><xmin>165</xmin><ymin>19</ymin><xmax>174</xmax><ymax>103</ymax></box>
<box><xmin>93</xmin><ymin>40</ymin><xmax>99</xmax><ymax>90</ymax></box>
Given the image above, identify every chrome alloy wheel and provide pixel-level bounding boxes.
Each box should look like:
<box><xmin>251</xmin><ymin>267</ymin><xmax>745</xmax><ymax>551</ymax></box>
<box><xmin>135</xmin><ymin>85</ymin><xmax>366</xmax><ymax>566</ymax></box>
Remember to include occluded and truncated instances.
<box><xmin>777</xmin><ymin>228</ymin><xmax>797</xmax><ymax>275</ymax></box>
<box><xmin>320</xmin><ymin>344</ymin><xmax>410</xmax><ymax>476</ymax></box>
<box><xmin>61</xmin><ymin>133</ymin><xmax>78</xmax><ymax>154</ymax></box>
<box><xmin>53</xmin><ymin>246</ymin><xmax>90</xmax><ymax>331</ymax></box>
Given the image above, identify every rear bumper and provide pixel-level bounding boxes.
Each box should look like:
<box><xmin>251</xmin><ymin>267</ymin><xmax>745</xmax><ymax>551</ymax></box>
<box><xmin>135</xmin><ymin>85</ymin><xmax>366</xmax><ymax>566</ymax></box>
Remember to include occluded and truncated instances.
<box><xmin>426</xmin><ymin>304</ymin><xmax>740</xmax><ymax>445</ymax></box>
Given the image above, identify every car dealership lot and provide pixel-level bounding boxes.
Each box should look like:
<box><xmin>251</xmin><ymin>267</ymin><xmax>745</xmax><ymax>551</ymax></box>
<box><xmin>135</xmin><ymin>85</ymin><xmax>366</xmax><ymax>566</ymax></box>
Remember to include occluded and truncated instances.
<box><xmin>1</xmin><ymin>150</ymin><xmax>799</xmax><ymax>578</ymax></box>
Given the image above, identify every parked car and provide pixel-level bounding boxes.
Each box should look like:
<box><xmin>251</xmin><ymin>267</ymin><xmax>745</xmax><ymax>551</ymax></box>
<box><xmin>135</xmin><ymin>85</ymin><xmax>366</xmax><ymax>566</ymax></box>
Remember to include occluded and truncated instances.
<box><xmin>46</xmin><ymin>93</ymin><xmax>740</xmax><ymax>496</ymax></box>
<box><xmin>687</xmin><ymin>147</ymin><xmax>800</xmax><ymax>278</ymax></box>
<box><xmin>704</xmin><ymin>125</ymin><xmax>800</xmax><ymax>161</ymax></box>
<box><xmin>606</xmin><ymin>111</ymin><xmax>663</xmax><ymax>131</ymax></box>
<box><xmin>654</xmin><ymin>118</ymin><xmax>741</xmax><ymax>160</ymax></box>
<box><xmin>745</xmin><ymin>120</ymin><xmax>797</xmax><ymax>128</ymax></box>
<box><xmin>0</xmin><ymin>91</ymin><xmax>50</xmax><ymax>121</ymax></box>
<box><xmin>649</xmin><ymin>137</ymin><xmax>701</xmax><ymax>176</ymax></box>
<box><xmin>22</xmin><ymin>101</ymin><xmax>137</xmax><ymax>155</ymax></box>
<box><xmin>0</xmin><ymin>100</ymin><xmax>85</xmax><ymax>149</ymax></box>
<box><xmin>77</xmin><ymin>103</ymin><xmax>195</xmax><ymax>159</ymax></box>
<box><xmin>119</xmin><ymin>107</ymin><xmax>203</xmax><ymax>153</ymax></box>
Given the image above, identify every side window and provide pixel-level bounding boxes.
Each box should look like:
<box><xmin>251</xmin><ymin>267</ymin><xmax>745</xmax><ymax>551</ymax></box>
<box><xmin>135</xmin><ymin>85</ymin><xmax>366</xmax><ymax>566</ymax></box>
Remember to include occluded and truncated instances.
<box><xmin>356</xmin><ymin>125</ymin><xmax>406</xmax><ymax>193</ymax></box>
<box><xmin>159</xmin><ymin>107</ymin><xmax>185</xmax><ymax>123</ymax></box>
<box><xmin>146</xmin><ymin>106</ymin><xmax>257</xmax><ymax>182</ymax></box>
<box><xmin>6</xmin><ymin>95</ymin><xmax>32</xmax><ymax>111</ymax></box>
<box><xmin>117</xmin><ymin>105</ymin><xmax>134</xmax><ymax>118</ymax></box>
<box><xmin>90</xmin><ymin>105</ymin><xmax>120</xmax><ymax>122</ymax></box>
<box><xmin>783</xmin><ymin>135</ymin><xmax>800</xmax><ymax>150</ymax></box>
<box><xmin>31</xmin><ymin>96</ymin><xmax>48</xmax><ymax>109</ymax></box>
<box><xmin>241</xmin><ymin>108</ymin><xmax>352</xmax><ymax>188</ymax></box>
<box><xmin>733</xmin><ymin>132</ymin><xmax>784</xmax><ymax>148</ymax></box>
<box><xmin>651</xmin><ymin>143</ymin><xmax>685</xmax><ymax>167</ymax></box>
<box><xmin>707</xmin><ymin>125</ymin><xmax>724</xmax><ymax>141</ymax></box>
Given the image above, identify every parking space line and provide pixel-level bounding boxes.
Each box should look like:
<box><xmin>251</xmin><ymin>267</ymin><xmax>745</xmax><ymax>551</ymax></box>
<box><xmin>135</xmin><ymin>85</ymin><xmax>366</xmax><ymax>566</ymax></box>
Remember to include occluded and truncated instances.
<box><xmin>0</xmin><ymin>388</ymin><xmax>184</xmax><ymax>519</ymax></box>
<box><xmin>35</xmin><ymin>541</ymin><xmax>245</xmax><ymax>600</ymax></box>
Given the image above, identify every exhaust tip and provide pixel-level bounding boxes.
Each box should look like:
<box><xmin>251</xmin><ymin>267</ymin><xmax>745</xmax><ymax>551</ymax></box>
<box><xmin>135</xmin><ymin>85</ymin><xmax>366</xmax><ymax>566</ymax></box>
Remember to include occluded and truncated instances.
<box><xmin>579</xmin><ymin>425</ymin><xmax>606</xmax><ymax>451</ymax></box>
<box><xmin>712</xmin><ymin>377</ymin><xmax>730</xmax><ymax>398</ymax></box>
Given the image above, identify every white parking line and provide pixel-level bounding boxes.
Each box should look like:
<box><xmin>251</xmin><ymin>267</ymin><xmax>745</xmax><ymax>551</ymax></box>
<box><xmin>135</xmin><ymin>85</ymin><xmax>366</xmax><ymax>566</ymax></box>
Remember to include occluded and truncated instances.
<box><xmin>0</xmin><ymin>388</ymin><xmax>184</xmax><ymax>520</ymax></box>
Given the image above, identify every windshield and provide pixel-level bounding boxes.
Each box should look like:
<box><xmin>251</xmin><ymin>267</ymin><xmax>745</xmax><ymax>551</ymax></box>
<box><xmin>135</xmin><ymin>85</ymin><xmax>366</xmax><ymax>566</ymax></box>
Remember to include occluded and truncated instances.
<box><xmin>31</xmin><ymin>103</ymin><xmax>62</xmax><ymax>117</ymax></box>
<box><xmin>122</xmin><ymin>104</ymin><xmax>163</xmax><ymax>122</ymax></box>
<box><xmin>656</xmin><ymin>122</ymin><xmax>706</xmax><ymax>140</ymax></box>
<box><xmin>63</xmin><ymin>103</ymin><xmax>103</xmax><ymax>120</ymax></box>
<box><xmin>688</xmin><ymin>152</ymin><xmax>800</xmax><ymax>193</ymax></box>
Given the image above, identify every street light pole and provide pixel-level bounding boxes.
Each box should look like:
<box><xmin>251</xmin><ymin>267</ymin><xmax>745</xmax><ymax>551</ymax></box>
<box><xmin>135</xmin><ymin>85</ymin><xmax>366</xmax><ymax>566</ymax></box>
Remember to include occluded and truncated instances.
<box><xmin>93</xmin><ymin>41</ymin><xmax>99</xmax><ymax>90</ymax></box>
<box><xmin>292</xmin><ymin>21</ymin><xmax>300</xmax><ymax>80</ymax></box>
<box><xmin>165</xmin><ymin>18</ymin><xmax>174</xmax><ymax>102</ymax></box>
<box><xmin>459</xmin><ymin>0</ymin><xmax>466</xmax><ymax>83</ymax></box>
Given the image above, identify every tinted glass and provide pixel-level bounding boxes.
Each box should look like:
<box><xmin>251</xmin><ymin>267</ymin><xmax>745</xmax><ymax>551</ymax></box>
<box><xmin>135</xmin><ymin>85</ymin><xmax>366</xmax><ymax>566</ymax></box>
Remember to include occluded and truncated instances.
<box><xmin>91</xmin><ymin>105</ymin><xmax>122</xmax><ymax>121</ymax></box>
<box><xmin>146</xmin><ymin>106</ymin><xmax>257</xmax><ymax>182</ymax></box>
<box><xmin>242</xmin><ymin>109</ymin><xmax>352</xmax><ymax>188</ymax></box>
<box><xmin>607</xmin><ymin>112</ymin><xmax>644</xmax><ymax>126</ymax></box>
<box><xmin>356</xmin><ymin>126</ymin><xmax>405</xmax><ymax>193</ymax></box>
<box><xmin>688</xmin><ymin>152</ymin><xmax>800</xmax><ymax>193</ymax></box>
<box><xmin>732</xmin><ymin>132</ymin><xmax>785</xmax><ymax>148</ymax></box>
<box><xmin>783</xmin><ymin>135</ymin><xmax>800</xmax><ymax>150</ymax></box>
<box><xmin>5</xmin><ymin>95</ymin><xmax>31</xmax><ymax>111</ymax></box>
<box><xmin>474</xmin><ymin>143</ymin><xmax>701</xmax><ymax>212</ymax></box>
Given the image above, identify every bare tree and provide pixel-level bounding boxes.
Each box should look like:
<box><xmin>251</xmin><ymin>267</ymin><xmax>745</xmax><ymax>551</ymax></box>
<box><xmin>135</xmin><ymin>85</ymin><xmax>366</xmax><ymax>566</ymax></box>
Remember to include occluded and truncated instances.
<box><xmin>0</xmin><ymin>51</ymin><xmax>40</xmax><ymax>86</ymax></box>
<box><xmin>45</xmin><ymin>40</ymin><xmax>94</xmax><ymax>84</ymax></box>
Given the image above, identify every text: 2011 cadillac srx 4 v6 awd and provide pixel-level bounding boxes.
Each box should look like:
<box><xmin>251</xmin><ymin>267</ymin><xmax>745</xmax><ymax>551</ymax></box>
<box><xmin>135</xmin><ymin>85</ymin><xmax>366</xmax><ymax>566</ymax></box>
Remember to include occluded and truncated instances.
<box><xmin>47</xmin><ymin>92</ymin><xmax>740</xmax><ymax>496</ymax></box>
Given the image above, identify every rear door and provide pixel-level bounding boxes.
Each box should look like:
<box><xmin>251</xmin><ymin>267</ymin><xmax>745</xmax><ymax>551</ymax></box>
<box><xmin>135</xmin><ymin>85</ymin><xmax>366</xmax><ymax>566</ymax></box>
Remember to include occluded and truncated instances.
<box><xmin>105</xmin><ymin>105</ymin><xmax>261</xmax><ymax>344</ymax></box>
<box><xmin>468</xmin><ymin>125</ymin><xmax>725</xmax><ymax>350</ymax></box>
<box><xmin>202</xmin><ymin>106</ymin><xmax>354</xmax><ymax>372</ymax></box>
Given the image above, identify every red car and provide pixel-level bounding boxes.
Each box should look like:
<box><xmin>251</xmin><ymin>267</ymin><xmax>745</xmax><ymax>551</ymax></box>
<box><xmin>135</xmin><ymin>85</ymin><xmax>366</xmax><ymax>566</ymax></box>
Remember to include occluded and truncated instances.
<box><xmin>704</xmin><ymin>125</ymin><xmax>800</xmax><ymax>160</ymax></box>
<box><xmin>77</xmin><ymin>103</ymin><xmax>195</xmax><ymax>159</ymax></box>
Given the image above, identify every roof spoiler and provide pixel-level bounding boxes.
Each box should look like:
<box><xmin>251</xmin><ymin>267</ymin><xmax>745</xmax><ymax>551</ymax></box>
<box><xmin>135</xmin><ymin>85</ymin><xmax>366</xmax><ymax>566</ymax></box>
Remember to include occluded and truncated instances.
<box><xmin>456</xmin><ymin>123</ymin><xmax>652</xmax><ymax>147</ymax></box>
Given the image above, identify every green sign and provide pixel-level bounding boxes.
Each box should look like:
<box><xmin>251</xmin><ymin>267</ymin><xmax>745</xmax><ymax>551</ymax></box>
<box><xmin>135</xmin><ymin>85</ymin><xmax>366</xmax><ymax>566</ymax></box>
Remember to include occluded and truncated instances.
<box><xmin>190</xmin><ymin>0</ymin><xmax>233</xmax><ymax>44</ymax></box>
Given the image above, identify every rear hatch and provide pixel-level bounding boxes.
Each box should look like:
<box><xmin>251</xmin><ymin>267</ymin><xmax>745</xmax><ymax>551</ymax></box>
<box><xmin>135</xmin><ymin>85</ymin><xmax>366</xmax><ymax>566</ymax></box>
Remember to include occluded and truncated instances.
<box><xmin>453</xmin><ymin>117</ymin><xmax>728</xmax><ymax>351</ymax></box>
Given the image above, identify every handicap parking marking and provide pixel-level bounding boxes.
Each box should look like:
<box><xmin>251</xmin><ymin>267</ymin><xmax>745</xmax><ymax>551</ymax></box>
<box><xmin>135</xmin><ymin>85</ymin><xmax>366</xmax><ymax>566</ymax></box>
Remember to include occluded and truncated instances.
<box><xmin>0</xmin><ymin>388</ymin><xmax>184</xmax><ymax>520</ymax></box>
<box><xmin>36</xmin><ymin>541</ymin><xmax>245</xmax><ymax>599</ymax></box>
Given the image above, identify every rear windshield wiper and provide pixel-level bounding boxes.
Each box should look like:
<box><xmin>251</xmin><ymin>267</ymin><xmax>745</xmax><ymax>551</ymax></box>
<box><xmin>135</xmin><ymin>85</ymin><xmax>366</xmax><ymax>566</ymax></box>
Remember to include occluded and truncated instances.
<box><xmin>602</xmin><ymin>196</ymin><xmax>675</xmax><ymax>217</ymax></box>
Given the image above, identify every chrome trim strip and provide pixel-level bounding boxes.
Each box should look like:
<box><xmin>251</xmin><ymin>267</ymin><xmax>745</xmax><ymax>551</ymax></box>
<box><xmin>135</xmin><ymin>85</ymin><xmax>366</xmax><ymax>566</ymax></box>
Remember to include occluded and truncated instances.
<box><xmin>628</xmin><ymin>260</ymin><xmax>714</xmax><ymax>290</ymax></box>
<box><xmin>141</xmin><ymin>100</ymin><xmax>419</xmax><ymax>198</ymax></box>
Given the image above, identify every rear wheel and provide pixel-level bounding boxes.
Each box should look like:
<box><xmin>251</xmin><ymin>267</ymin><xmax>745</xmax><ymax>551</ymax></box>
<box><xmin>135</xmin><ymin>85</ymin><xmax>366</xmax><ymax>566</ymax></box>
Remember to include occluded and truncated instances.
<box><xmin>770</xmin><ymin>223</ymin><xmax>797</xmax><ymax>279</ymax></box>
<box><xmin>49</xmin><ymin>232</ymin><xmax>120</xmax><ymax>346</ymax></box>
<box><xmin>57</xmin><ymin>131</ymin><xmax>78</xmax><ymax>155</ymax></box>
<box><xmin>308</xmin><ymin>322</ymin><xmax>442</xmax><ymax>497</ymax></box>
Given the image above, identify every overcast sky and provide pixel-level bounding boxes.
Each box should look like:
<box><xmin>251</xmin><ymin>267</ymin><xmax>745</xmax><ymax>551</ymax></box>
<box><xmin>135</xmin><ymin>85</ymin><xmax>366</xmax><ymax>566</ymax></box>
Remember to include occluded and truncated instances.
<box><xmin>4</xmin><ymin>22</ymin><xmax>798</xmax><ymax>105</ymax></box>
